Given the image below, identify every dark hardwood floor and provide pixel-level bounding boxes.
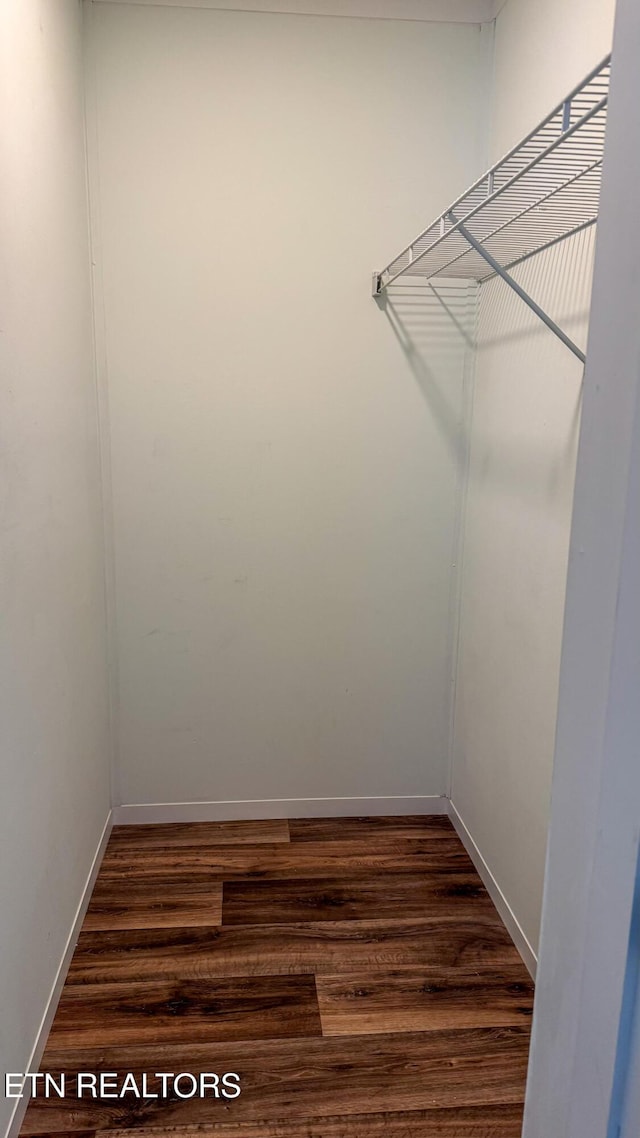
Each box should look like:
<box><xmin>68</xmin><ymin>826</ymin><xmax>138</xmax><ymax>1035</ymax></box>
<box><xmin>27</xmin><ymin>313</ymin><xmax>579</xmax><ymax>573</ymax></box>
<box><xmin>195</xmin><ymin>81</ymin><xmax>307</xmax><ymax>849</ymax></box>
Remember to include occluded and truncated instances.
<box><xmin>20</xmin><ymin>815</ymin><xmax>533</xmax><ymax>1137</ymax></box>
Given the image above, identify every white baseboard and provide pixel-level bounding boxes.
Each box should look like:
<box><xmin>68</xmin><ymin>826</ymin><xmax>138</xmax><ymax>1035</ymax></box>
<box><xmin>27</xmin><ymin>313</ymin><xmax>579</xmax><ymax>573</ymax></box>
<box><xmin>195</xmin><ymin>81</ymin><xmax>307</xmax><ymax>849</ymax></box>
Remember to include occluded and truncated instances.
<box><xmin>448</xmin><ymin>800</ymin><xmax>537</xmax><ymax>979</ymax></box>
<box><xmin>6</xmin><ymin>811</ymin><xmax>113</xmax><ymax>1138</ymax></box>
<box><xmin>112</xmin><ymin>795</ymin><xmax>448</xmax><ymax>825</ymax></box>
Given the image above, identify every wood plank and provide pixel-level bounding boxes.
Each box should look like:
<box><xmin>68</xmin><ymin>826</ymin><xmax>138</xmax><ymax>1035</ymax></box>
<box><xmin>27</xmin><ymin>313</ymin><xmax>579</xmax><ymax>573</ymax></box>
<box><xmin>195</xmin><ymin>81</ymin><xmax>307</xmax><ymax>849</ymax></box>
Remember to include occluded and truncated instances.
<box><xmin>66</xmin><ymin>917</ymin><xmax>521</xmax><ymax>985</ymax></box>
<box><xmin>100</xmin><ymin>1103</ymin><xmax>525</xmax><ymax>1136</ymax></box>
<box><xmin>23</xmin><ymin>1028</ymin><xmax>530</xmax><ymax>1133</ymax></box>
<box><xmin>222</xmin><ymin>872</ymin><xmax>494</xmax><ymax>925</ymax></box>
<box><xmin>82</xmin><ymin>878</ymin><xmax>222</xmax><ymax>931</ymax></box>
<box><xmin>98</xmin><ymin>837</ymin><xmax>473</xmax><ymax>881</ymax></box>
<box><xmin>46</xmin><ymin>975</ymin><xmax>320</xmax><ymax>1049</ymax></box>
<box><xmin>317</xmin><ymin>966</ymin><xmax>534</xmax><ymax>1036</ymax></box>
<box><xmin>107</xmin><ymin>819</ymin><xmax>290</xmax><ymax>852</ymax></box>
<box><xmin>288</xmin><ymin>815</ymin><xmax>454</xmax><ymax>843</ymax></box>
<box><xmin>21</xmin><ymin>815</ymin><xmax>533</xmax><ymax>1138</ymax></box>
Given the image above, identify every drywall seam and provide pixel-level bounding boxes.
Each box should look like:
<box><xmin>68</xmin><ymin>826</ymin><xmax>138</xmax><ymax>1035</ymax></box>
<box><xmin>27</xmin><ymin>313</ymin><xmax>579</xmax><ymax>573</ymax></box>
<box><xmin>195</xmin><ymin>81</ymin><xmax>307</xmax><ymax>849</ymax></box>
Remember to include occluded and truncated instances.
<box><xmin>444</xmin><ymin>23</ymin><xmax>493</xmax><ymax>801</ymax></box>
<box><xmin>448</xmin><ymin>799</ymin><xmax>537</xmax><ymax>977</ymax></box>
<box><xmin>82</xmin><ymin>0</ymin><xmax>121</xmax><ymax>807</ymax></box>
<box><xmin>112</xmin><ymin>795</ymin><xmax>448</xmax><ymax>824</ymax></box>
<box><xmin>4</xmin><ymin>812</ymin><xmax>113</xmax><ymax>1138</ymax></box>
<box><xmin>444</xmin><ymin>283</ymin><xmax>479</xmax><ymax>800</ymax></box>
<box><xmin>486</xmin><ymin>8</ymin><xmax>498</xmax><ymax>158</ymax></box>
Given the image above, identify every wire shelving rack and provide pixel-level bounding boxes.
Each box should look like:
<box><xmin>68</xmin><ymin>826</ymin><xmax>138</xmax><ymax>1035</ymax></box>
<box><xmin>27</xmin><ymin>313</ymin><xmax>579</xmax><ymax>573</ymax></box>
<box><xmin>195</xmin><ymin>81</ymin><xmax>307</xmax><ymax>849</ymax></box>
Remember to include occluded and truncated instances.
<box><xmin>372</xmin><ymin>55</ymin><xmax>611</xmax><ymax>363</ymax></box>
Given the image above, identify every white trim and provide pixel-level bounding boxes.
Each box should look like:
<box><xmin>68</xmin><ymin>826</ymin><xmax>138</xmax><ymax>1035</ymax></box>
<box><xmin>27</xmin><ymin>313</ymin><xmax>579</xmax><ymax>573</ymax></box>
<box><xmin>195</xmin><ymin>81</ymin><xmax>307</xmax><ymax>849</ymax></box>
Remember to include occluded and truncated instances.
<box><xmin>90</xmin><ymin>0</ymin><xmax>495</xmax><ymax>27</ymax></box>
<box><xmin>523</xmin><ymin>3</ymin><xmax>640</xmax><ymax>1132</ymax></box>
<box><xmin>5</xmin><ymin>812</ymin><xmax>113</xmax><ymax>1138</ymax></box>
<box><xmin>112</xmin><ymin>795</ymin><xmax>448</xmax><ymax>825</ymax></box>
<box><xmin>448</xmin><ymin>800</ymin><xmax>537</xmax><ymax>978</ymax></box>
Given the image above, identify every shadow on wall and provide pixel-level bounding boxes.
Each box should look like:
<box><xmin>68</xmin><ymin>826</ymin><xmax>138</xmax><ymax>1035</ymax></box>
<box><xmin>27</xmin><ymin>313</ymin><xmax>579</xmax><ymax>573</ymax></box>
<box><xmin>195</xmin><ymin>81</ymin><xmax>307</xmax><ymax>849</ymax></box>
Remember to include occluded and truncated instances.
<box><xmin>476</xmin><ymin>223</ymin><xmax>596</xmax><ymax>356</ymax></box>
<box><xmin>379</xmin><ymin>225</ymin><xmax>596</xmax><ymax>504</ymax></box>
<box><xmin>470</xmin><ymin>225</ymin><xmax>596</xmax><ymax>505</ymax></box>
<box><xmin>378</xmin><ymin>277</ymin><xmax>478</xmax><ymax>462</ymax></box>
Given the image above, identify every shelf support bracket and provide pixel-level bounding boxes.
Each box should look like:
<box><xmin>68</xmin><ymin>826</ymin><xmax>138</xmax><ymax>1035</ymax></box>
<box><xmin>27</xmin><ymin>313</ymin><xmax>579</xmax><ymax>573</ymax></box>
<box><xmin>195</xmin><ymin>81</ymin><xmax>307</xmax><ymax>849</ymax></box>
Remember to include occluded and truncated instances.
<box><xmin>451</xmin><ymin>213</ymin><xmax>586</xmax><ymax>364</ymax></box>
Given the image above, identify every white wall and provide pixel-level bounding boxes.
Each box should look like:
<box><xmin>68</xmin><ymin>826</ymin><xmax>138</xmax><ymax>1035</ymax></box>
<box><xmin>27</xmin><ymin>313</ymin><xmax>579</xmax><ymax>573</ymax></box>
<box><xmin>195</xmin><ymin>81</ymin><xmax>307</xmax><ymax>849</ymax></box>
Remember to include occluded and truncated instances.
<box><xmin>490</xmin><ymin>0</ymin><xmax>617</xmax><ymax>160</ymax></box>
<box><xmin>94</xmin><ymin>0</ymin><xmax>495</xmax><ymax>22</ymax></box>
<box><xmin>451</xmin><ymin>0</ymin><xmax>616</xmax><ymax>956</ymax></box>
<box><xmin>88</xmin><ymin>1</ymin><xmax>491</xmax><ymax>807</ymax></box>
<box><xmin>0</xmin><ymin>1</ymin><xmax>112</xmax><ymax>1133</ymax></box>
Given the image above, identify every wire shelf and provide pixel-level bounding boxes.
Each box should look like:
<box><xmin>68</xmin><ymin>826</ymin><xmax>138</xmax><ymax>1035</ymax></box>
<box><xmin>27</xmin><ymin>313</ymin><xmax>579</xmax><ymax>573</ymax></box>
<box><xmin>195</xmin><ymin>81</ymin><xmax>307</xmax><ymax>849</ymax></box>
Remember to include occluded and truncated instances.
<box><xmin>374</xmin><ymin>56</ymin><xmax>611</xmax><ymax>294</ymax></box>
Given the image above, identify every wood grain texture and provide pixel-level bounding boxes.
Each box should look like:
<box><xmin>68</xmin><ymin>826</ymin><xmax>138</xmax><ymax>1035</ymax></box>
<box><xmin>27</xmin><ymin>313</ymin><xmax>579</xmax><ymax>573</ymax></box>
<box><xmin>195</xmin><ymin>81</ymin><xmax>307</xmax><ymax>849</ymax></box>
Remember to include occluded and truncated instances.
<box><xmin>317</xmin><ymin>966</ymin><xmax>534</xmax><ymax>1035</ymax></box>
<box><xmin>82</xmin><ymin>878</ymin><xmax>222</xmax><ymax>931</ymax></box>
<box><xmin>21</xmin><ymin>814</ymin><xmax>533</xmax><ymax>1137</ymax></box>
<box><xmin>46</xmin><ymin>975</ymin><xmax>321</xmax><ymax>1048</ymax></box>
<box><xmin>288</xmin><ymin>815</ymin><xmax>454</xmax><ymax>843</ymax></box>
<box><xmin>98</xmin><ymin>837</ymin><xmax>473</xmax><ymax>880</ymax></box>
<box><xmin>99</xmin><ymin>1105</ymin><xmax>526</xmax><ymax>1136</ymax></box>
<box><xmin>107</xmin><ymin>819</ymin><xmax>291</xmax><ymax>851</ymax></box>
<box><xmin>24</xmin><ymin>1028</ymin><xmax>531</xmax><ymax>1132</ymax></box>
<box><xmin>23</xmin><ymin>1118</ymin><xmax>525</xmax><ymax>1138</ymax></box>
<box><xmin>222</xmin><ymin>871</ymin><xmax>495</xmax><ymax>925</ymax></box>
<box><xmin>66</xmin><ymin>917</ymin><xmax>521</xmax><ymax>984</ymax></box>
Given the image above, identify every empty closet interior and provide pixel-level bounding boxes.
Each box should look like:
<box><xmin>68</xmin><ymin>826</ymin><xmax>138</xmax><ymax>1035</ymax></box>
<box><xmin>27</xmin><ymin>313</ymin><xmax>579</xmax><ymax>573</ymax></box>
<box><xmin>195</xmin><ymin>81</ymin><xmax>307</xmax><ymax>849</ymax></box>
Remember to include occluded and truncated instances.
<box><xmin>0</xmin><ymin>0</ymin><xmax>619</xmax><ymax>1132</ymax></box>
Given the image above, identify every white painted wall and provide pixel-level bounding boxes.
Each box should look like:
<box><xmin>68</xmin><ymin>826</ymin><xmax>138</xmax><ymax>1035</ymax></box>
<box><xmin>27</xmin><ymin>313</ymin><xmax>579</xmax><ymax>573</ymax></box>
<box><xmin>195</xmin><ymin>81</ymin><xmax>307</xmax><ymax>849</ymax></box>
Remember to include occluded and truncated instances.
<box><xmin>490</xmin><ymin>0</ymin><xmax>617</xmax><ymax>159</ymax></box>
<box><xmin>87</xmin><ymin>1</ymin><xmax>491</xmax><ymax>807</ymax></box>
<box><xmin>0</xmin><ymin>2</ymin><xmax>112</xmax><ymax>1134</ymax></box>
<box><xmin>93</xmin><ymin>0</ymin><xmax>495</xmax><ymax>23</ymax></box>
<box><xmin>450</xmin><ymin>0</ymin><xmax>616</xmax><ymax>955</ymax></box>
